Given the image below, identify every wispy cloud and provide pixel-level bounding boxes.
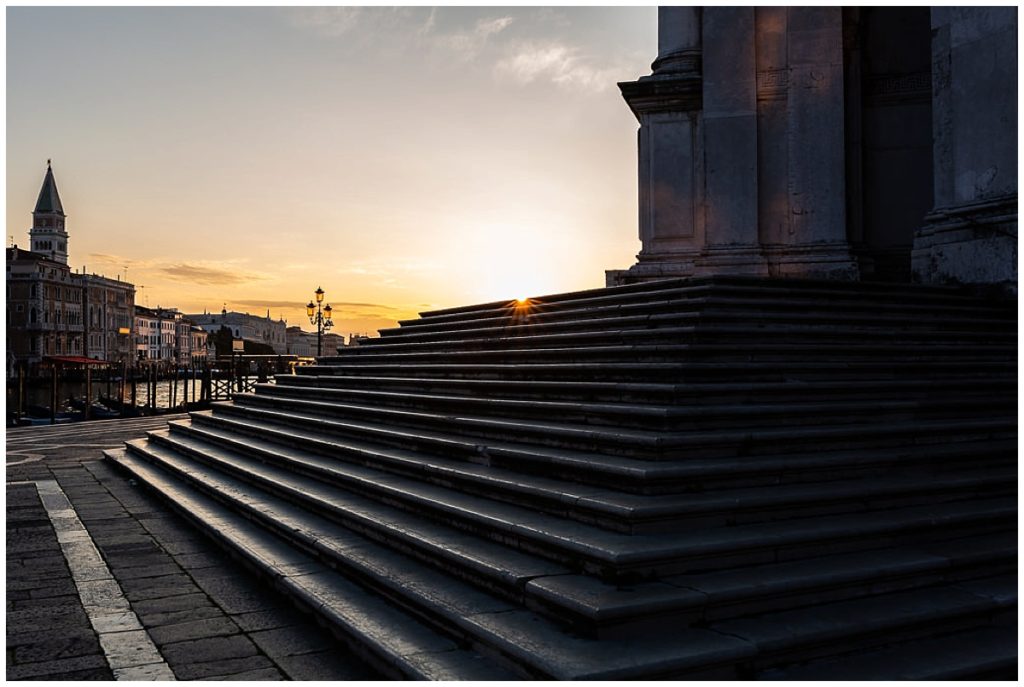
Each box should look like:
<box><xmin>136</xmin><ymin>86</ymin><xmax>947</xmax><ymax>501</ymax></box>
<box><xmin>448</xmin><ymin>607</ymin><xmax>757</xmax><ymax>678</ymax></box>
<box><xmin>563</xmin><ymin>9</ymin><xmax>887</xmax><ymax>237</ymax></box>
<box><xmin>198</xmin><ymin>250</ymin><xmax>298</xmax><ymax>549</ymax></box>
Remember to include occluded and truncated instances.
<box><xmin>495</xmin><ymin>41</ymin><xmax>624</xmax><ymax>93</ymax></box>
<box><xmin>286</xmin><ymin>7</ymin><xmax>513</xmax><ymax>62</ymax></box>
<box><xmin>159</xmin><ymin>263</ymin><xmax>263</xmax><ymax>286</ymax></box>
<box><xmin>231</xmin><ymin>298</ymin><xmax>400</xmax><ymax>311</ymax></box>
<box><xmin>431</xmin><ymin>16</ymin><xmax>514</xmax><ymax>61</ymax></box>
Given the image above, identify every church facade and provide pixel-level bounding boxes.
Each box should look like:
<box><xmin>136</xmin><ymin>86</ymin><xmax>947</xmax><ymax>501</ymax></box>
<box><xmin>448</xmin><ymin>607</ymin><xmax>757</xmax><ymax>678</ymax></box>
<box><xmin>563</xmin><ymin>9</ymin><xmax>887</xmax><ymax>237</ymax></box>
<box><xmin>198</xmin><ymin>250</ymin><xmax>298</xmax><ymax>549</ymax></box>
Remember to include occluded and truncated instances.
<box><xmin>607</xmin><ymin>7</ymin><xmax>1016</xmax><ymax>290</ymax></box>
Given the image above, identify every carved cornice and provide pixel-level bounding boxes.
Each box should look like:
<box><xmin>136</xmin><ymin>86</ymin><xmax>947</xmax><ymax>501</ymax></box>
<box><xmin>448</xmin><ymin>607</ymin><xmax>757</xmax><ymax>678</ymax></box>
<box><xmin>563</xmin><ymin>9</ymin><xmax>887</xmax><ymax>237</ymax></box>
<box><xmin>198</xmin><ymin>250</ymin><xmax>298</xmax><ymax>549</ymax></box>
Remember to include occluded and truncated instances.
<box><xmin>619</xmin><ymin>73</ymin><xmax>703</xmax><ymax>121</ymax></box>
<box><xmin>865</xmin><ymin>71</ymin><xmax>931</xmax><ymax>105</ymax></box>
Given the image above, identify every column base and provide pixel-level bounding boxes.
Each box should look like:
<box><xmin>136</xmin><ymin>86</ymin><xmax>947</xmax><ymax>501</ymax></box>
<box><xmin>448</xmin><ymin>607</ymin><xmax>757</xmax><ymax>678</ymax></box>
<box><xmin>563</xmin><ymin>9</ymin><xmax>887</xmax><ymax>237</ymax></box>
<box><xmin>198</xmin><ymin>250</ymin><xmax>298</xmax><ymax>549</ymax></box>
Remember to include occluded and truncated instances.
<box><xmin>912</xmin><ymin>194</ymin><xmax>1017</xmax><ymax>292</ymax></box>
<box><xmin>606</xmin><ymin>243</ymin><xmax>860</xmax><ymax>286</ymax></box>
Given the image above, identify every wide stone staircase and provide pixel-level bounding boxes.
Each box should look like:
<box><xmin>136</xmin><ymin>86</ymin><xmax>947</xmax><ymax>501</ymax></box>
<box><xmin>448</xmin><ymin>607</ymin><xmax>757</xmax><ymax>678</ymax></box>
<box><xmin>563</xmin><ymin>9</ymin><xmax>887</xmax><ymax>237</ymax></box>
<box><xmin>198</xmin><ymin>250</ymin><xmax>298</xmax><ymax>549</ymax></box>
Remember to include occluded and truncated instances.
<box><xmin>105</xmin><ymin>275</ymin><xmax>1017</xmax><ymax>679</ymax></box>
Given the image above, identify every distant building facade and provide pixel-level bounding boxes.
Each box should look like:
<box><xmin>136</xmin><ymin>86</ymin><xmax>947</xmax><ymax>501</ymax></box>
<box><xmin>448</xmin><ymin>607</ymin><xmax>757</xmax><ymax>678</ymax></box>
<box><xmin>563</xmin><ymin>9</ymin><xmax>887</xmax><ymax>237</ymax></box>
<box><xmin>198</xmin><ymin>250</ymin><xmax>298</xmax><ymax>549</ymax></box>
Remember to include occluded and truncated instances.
<box><xmin>83</xmin><ymin>273</ymin><xmax>135</xmax><ymax>365</ymax></box>
<box><xmin>286</xmin><ymin>326</ymin><xmax>346</xmax><ymax>357</ymax></box>
<box><xmin>187</xmin><ymin>309</ymin><xmax>288</xmax><ymax>354</ymax></box>
<box><xmin>608</xmin><ymin>7</ymin><xmax>1016</xmax><ymax>290</ymax></box>
<box><xmin>6</xmin><ymin>245</ymin><xmax>84</xmax><ymax>373</ymax></box>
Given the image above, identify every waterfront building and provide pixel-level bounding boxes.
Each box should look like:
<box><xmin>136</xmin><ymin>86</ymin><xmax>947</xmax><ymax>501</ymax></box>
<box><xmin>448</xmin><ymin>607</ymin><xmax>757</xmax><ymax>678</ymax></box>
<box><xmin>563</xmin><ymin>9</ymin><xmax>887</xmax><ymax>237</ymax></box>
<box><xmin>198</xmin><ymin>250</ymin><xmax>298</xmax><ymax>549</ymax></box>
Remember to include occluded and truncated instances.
<box><xmin>82</xmin><ymin>273</ymin><xmax>135</xmax><ymax>365</ymax></box>
<box><xmin>6</xmin><ymin>245</ymin><xmax>84</xmax><ymax>374</ymax></box>
<box><xmin>133</xmin><ymin>306</ymin><xmax>162</xmax><ymax>362</ymax></box>
<box><xmin>7</xmin><ymin>163</ymin><xmax>139</xmax><ymax>375</ymax></box>
<box><xmin>187</xmin><ymin>309</ymin><xmax>288</xmax><ymax>354</ymax></box>
<box><xmin>189</xmin><ymin>325</ymin><xmax>210</xmax><ymax>365</ymax></box>
<box><xmin>286</xmin><ymin>326</ymin><xmax>346</xmax><ymax>357</ymax></box>
<box><xmin>285</xmin><ymin>326</ymin><xmax>314</xmax><ymax>357</ymax></box>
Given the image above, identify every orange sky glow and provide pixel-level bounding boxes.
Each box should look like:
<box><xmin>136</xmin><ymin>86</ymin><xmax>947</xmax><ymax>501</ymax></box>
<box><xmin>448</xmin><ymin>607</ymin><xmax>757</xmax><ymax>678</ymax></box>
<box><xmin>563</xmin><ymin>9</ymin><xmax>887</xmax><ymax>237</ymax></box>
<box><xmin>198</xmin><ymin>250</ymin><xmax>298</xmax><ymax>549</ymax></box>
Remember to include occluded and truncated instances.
<box><xmin>7</xmin><ymin>7</ymin><xmax>656</xmax><ymax>335</ymax></box>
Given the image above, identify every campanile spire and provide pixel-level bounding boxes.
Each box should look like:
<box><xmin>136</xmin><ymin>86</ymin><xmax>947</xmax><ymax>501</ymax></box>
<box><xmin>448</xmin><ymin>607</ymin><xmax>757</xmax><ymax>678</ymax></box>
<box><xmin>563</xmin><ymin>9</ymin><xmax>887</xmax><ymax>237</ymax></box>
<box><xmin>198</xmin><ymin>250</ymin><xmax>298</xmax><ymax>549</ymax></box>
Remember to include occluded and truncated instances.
<box><xmin>29</xmin><ymin>160</ymin><xmax>69</xmax><ymax>264</ymax></box>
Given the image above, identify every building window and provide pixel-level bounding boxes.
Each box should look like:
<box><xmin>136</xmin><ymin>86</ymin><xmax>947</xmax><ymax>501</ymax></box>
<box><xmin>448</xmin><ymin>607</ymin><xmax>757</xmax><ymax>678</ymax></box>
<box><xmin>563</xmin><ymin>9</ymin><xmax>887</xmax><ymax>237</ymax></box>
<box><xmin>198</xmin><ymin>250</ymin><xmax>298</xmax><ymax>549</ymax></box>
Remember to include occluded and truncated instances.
<box><xmin>30</xmin><ymin>308</ymin><xmax>37</xmax><ymax>323</ymax></box>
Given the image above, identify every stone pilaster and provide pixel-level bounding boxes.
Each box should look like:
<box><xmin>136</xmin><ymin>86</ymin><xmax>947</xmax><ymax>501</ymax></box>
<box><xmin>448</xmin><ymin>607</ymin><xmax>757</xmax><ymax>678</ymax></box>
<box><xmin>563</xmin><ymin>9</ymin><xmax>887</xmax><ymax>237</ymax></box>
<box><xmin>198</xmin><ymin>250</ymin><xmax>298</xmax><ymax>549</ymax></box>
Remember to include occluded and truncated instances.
<box><xmin>772</xmin><ymin>7</ymin><xmax>859</xmax><ymax>278</ymax></box>
<box><xmin>913</xmin><ymin>7</ymin><xmax>1017</xmax><ymax>290</ymax></box>
<box><xmin>608</xmin><ymin>7</ymin><xmax>704</xmax><ymax>285</ymax></box>
<box><xmin>695</xmin><ymin>7</ymin><xmax>766</xmax><ymax>275</ymax></box>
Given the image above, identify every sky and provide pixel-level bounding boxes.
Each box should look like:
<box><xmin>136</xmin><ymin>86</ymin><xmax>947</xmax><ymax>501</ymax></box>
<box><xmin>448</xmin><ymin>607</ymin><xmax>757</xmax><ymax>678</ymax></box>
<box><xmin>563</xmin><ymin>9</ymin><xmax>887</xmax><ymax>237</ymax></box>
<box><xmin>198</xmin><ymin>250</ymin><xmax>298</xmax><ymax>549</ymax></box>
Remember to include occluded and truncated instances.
<box><xmin>7</xmin><ymin>6</ymin><xmax>656</xmax><ymax>335</ymax></box>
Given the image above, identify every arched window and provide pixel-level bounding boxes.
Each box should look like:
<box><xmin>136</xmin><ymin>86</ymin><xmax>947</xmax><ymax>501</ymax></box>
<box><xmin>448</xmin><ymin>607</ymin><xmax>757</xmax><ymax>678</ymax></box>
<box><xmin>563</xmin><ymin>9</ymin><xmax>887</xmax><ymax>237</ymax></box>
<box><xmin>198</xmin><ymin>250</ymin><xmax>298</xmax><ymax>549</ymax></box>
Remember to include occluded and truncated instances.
<box><xmin>29</xmin><ymin>308</ymin><xmax>37</xmax><ymax>324</ymax></box>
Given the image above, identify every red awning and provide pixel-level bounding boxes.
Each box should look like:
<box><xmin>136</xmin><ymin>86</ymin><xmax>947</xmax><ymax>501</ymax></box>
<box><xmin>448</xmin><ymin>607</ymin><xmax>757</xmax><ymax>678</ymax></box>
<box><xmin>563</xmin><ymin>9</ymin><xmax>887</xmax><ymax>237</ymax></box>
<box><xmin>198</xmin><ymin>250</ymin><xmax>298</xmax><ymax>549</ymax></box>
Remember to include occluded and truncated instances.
<box><xmin>43</xmin><ymin>356</ymin><xmax>110</xmax><ymax>366</ymax></box>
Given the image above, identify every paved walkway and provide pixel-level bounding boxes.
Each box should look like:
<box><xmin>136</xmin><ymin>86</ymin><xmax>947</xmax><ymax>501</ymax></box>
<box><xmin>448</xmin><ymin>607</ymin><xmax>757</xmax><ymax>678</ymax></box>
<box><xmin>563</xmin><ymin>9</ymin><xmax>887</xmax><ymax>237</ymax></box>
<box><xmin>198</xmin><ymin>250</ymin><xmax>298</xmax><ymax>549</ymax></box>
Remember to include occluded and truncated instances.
<box><xmin>7</xmin><ymin>416</ymin><xmax>383</xmax><ymax>681</ymax></box>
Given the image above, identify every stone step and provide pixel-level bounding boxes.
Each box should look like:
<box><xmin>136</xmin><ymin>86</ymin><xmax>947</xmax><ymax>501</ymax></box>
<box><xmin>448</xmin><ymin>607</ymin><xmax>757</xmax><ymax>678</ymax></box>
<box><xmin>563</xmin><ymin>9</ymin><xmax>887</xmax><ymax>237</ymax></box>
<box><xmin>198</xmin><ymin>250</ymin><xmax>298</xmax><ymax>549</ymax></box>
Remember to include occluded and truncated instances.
<box><xmin>383</xmin><ymin>300</ymin><xmax>1013</xmax><ymax>342</ymax></box>
<box><xmin>708</xmin><ymin>573</ymin><xmax>1016</xmax><ymax>674</ymax></box>
<box><xmin>529</xmin><ymin>531</ymin><xmax>1016</xmax><ymax>636</ymax></box>
<box><xmin>112</xmin><ymin>435</ymin><xmax>1016</xmax><ymax>643</ymax></box>
<box><xmin>275</xmin><ymin>373</ymin><xmax>1015</xmax><ymax>405</ymax></box>
<box><xmin>101</xmin><ymin>448</ymin><xmax>516</xmax><ymax>681</ymax></box>
<box><xmin>123</xmin><ymin>430</ymin><xmax>1015</xmax><ymax>578</ymax></box>
<box><xmin>360</xmin><ymin>322</ymin><xmax>1014</xmax><ymax>356</ymax></box>
<box><xmin>302</xmin><ymin>359</ymin><xmax>1016</xmax><ymax>383</ymax></box>
<box><xmin>318</xmin><ymin>342</ymin><xmax>1017</xmax><ymax>367</ymax></box>
<box><xmin>256</xmin><ymin>381</ymin><xmax>1011</xmax><ymax>432</ymax></box>
<box><xmin>187</xmin><ymin>409</ymin><xmax>1016</xmax><ymax>496</ymax></box>
<box><xmin>224</xmin><ymin>394</ymin><xmax>1015</xmax><ymax>459</ymax></box>
<box><xmin>159</xmin><ymin>418</ymin><xmax>1014</xmax><ymax>535</ymax></box>
<box><xmin>407</xmin><ymin>277</ymin><xmax>1011</xmax><ymax>327</ymax></box>
<box><xmin>105</xmin><ymin>446</ymin><xmax>759</xmax><ymax>679</ymax></box>
<box><xmin>759</xmin><ymin>625</ymin><xmax>1017</xmax><ymax>680</ymax></box>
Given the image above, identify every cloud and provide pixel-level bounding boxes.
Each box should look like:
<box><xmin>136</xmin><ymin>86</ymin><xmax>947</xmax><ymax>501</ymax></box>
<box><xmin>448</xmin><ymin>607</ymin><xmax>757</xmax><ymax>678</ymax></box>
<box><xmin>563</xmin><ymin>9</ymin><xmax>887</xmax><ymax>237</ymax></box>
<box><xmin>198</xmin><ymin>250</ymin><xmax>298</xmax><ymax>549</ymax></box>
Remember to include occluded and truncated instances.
<box><xmin>158</xmin><ymin>263</ymin><xmax>263</xmax><ymax>286</ymax></box>
<box><xmin>495</xmin><ymin>41</ymin><xmax>623</xmax><ymax>93</ymax></box>
<box><xmin>230</xmin><ymin>298</ymin><xmax>400</xmax><ymax>312</ymax></box>
<box><xmin>286</xmin><ymin>7</ymin><xmax>513</xmax><ymax>62</ymax></box>
<box><xmin>432</xmin><ymin>16</ymin><xmax>514</xmax><ymax>61</ymax></box>
<box><xmin>285</xmin><ymin>7</ymin><xmax>366</xmax><ymax>37</ymax></box>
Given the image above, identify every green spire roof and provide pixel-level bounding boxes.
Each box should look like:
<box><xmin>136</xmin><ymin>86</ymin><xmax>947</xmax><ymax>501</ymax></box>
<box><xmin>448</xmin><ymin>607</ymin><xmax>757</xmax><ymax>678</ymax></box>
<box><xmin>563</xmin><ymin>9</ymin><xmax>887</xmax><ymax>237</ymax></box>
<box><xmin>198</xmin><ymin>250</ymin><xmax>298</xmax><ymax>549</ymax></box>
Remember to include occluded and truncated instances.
<box><xmin>34</xmin><ymin>161</ymin><xmax>65</xmax><ymax>216</ymax></box>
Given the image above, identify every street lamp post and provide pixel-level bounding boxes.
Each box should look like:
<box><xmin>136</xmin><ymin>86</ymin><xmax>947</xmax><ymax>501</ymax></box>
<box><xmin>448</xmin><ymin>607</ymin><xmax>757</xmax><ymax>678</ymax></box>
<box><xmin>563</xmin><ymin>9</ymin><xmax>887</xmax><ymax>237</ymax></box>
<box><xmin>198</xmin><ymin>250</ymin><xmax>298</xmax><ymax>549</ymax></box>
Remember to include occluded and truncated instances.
<box><xmin>306</xmin><ymin>286</ymin><xmax>334</xmax><ymax>358</ymax></box>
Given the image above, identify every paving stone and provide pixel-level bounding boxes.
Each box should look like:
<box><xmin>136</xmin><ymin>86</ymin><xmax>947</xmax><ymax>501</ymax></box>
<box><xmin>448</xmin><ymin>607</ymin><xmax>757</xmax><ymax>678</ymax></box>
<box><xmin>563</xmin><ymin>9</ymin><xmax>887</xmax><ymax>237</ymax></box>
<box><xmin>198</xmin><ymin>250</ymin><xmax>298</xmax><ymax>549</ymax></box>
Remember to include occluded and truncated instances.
<box><xmin>131</xmin><ymin>592</ymin><xmax>215</xmax><ymax>618</ymax></box>
<box><xmin>110</xmin><ymin>562</ymin><xmax>182</xmax><ymax>580</ymax></box>
<box><xmin>198</xmin><ymin>666</ymin><xmax>285</xmax><ymax>680</ymax></box>
<box><xmin>175</xmin><ymin>551</ymin><xmax>232</xmax><ymax>570</ymax></box>
<box><xmin>22</xmin><ymin>665</ymin><xmax>114</xmax><ymax>681</ymax></box>
<box><xmin>231</xmin><ymin>607</ymin><xmax>309</xmax><ymax>632</ymax></box>
<box><xmin>7</xmin><ymin>627</ymin><xmax>97</xmax><ymax>649</ymax></box>
<box><xmin>106</xmin><ymin>552</ymin><xmax>176</xmax><ymax>570</ymax></box>
<box><xmin>160</xmin><ymin>633</ymin><xmax>260</xmax><ymax>665</ymax></box>
<box><xmin>247</xmin><ymin>624</ymin><xmax>333</xmax><ymax>658</ymax></box>
<box><xmin>112</xmin><ymin>662</ymin><xmax>177</xmax><ymax>680</ymax></box>
<box><xmin>97</xmin><ymin>629</ymin><xmax>165</xmax><ymax>669</ymax></box>
<box><xmin>13</xmin><ymin>634</ymin><xmax>103</xmax><ymax>663</ymax></box>
<box><xmin>28</xmin><ymin>580</ymin><xmax>81</xmax><ymax>599</ymax></box>
<box><xmin>134</xmin><ymin>604</ymin><xmax>224</xmax><ymax>628</ymax></box>
<box><xmin>172</xmin><ymin>654</ymin><xmax>276</xmax><ymax>680</ymax></box>
<box><xmin>7</xmin><ymin>593</ymin><xmax>81</xmax><ymax>610</ymax></box>
<box><xmin>90</xmin><ymin>610</ymin><xmax>144</xmax><ymax>633</ymax></box>
<box><xmin>5</xmin><ymin>654</ymin><xmax>109</xmax><ymax>680</ymax></box>
<box><xmin>274</xmin><ymin>649</ymin><xmax>379</xmax><ymax>680</ymax></box>
<box><xmin>148</xmin><ymin>616</ymin><xmax>242</xmax><ymax>646</ymax></box>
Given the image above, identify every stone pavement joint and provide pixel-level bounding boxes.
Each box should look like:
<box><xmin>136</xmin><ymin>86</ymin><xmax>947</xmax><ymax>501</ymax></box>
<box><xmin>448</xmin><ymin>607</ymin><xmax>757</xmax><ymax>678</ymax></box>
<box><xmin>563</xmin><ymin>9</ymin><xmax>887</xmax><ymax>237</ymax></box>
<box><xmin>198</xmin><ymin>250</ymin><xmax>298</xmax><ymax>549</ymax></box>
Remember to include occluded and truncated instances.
<box><xmin>32</xmin><ymin>478</ymin><xmax>176</xmax><ymax>680</ymax></box>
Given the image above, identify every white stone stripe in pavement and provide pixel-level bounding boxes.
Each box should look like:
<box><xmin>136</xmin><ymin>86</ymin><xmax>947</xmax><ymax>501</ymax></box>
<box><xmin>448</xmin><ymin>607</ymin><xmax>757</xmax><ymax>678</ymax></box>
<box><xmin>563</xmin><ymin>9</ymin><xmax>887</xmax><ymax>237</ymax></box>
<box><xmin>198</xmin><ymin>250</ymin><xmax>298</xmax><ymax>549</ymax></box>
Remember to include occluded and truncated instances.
<box><xmin>26</xmin><ymin>479</ymin><xmax>176</xmax><ymax>680</ymax></box>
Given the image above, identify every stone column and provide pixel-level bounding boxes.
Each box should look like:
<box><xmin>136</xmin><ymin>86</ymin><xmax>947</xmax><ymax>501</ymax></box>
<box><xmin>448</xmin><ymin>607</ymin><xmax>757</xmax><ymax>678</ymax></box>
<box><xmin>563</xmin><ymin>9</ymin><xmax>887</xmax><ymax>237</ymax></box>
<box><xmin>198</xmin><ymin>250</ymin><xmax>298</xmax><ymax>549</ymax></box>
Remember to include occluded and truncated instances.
<box><xmin>913</xmin><ymin>7</ymin><xmax>1017</xmax><ymax>289</ymax></box>
<box><xmin>654</xmin><ymin>6</ymin><xmax>701</xmax><ymax>75</ymax></box>
<box><xmin>608</xmin><ymin>7</ymin><xmax>705</xmax><ymax>285</ymax></box>
<box><xmin>696</xmin><ymin>7</ymin><xmax>766</xmax><ymax>274</ymax></box>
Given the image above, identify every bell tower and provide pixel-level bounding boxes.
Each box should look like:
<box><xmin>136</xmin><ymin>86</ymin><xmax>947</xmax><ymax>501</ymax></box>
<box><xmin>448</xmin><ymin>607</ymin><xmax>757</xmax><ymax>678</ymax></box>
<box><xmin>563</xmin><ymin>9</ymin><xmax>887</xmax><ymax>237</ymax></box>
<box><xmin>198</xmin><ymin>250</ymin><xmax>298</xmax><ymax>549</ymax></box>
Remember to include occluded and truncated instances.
<box><xmin>29</xmin><ymin>160</ymin><xmax>69</xmax><ymax>265</ymax></box>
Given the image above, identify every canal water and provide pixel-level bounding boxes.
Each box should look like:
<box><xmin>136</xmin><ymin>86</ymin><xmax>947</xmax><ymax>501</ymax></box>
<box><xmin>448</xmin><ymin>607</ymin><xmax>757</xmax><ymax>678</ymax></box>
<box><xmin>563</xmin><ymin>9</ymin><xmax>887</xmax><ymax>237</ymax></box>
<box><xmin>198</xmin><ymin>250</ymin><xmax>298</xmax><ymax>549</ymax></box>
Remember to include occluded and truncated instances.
<box><xmin>17</xmin><ymin>377</ymin><xmax>209</xmax><ymax>413</ymax></box>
